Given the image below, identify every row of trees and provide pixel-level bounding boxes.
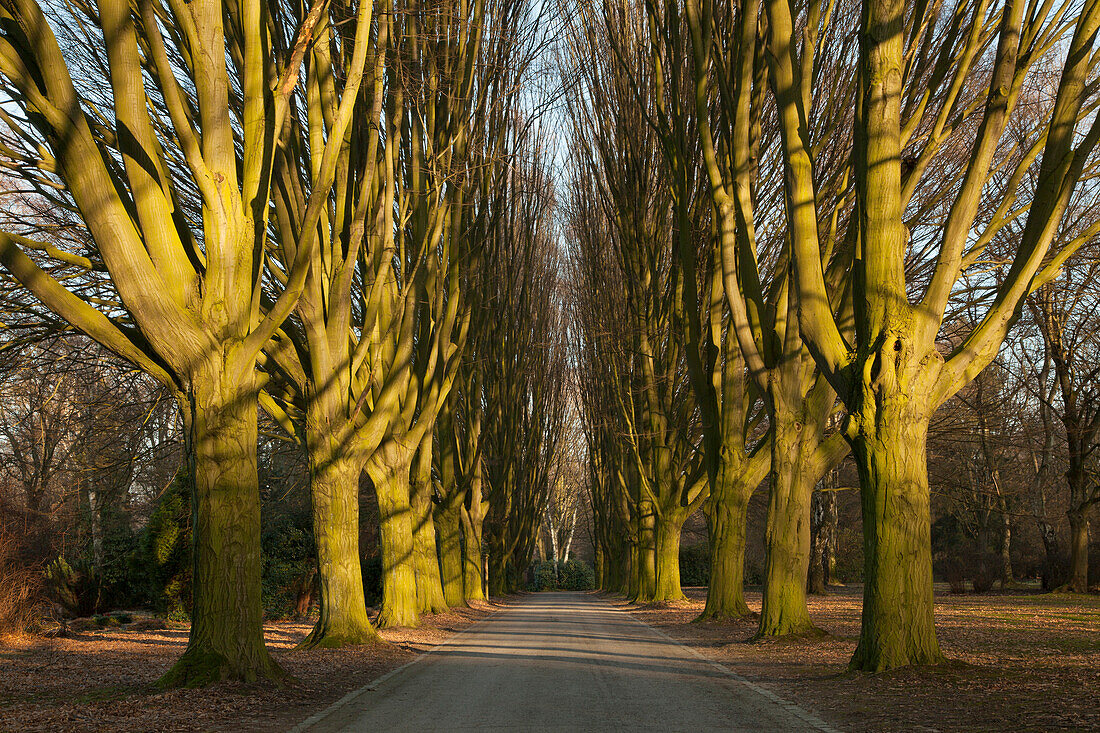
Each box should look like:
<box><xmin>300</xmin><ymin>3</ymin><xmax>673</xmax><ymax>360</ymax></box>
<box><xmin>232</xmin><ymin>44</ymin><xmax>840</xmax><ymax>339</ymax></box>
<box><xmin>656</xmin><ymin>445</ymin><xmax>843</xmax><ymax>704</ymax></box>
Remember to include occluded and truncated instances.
<box><xmin>0</xmin><ymin>0</ymin><xmax>566</xmax><ymax>685</ymax></box>
<box><xmin>569</xmin><ymin>0</ymin><xmax>1100</xmax><ymax>672</ymax></box>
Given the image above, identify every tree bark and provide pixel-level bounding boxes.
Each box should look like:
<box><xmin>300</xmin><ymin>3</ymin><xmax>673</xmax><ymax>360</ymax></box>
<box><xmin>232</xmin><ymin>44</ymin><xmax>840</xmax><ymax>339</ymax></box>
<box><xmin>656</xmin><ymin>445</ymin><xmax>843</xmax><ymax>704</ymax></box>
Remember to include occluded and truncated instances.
<box><xmin>435</xmin><ymin>501</ymin><xmax>466</xmax><ymax>607</ymax></box>
<box><xmin>367</xmin><ymin>443</ymin><xmax>419</xmax><ymax>628</ymax></box>
<box><xmin>460</xmin><ymin>494</ymin><xmax>486</xmax><ymax>602</ymax></box>
<box><xmin>299</xmin><ymin>396</ymin><xmax>377</xmax><ymax>648</ymax></box>
<box><xmin>633</xmin><ymin>500</ymin><xmax>658</xmax><ymax>602</ymax></box>
<box><xmin>758</xmin><ymin>408</ymin><xmax>818</xmax><ymax>636</ymax></box>
<box><xmin>698</xmin><ymin>466</ymin><xmax>753</xmax><ymax>621</ymax></box>
<box><xmin>410</xmin><ymin>438</ymin><xmax>448</xmax><ymax>614</ymax></box>
<box><xmin>1066</xmin><ymin>509</ymin><xmax>1090</xmax><ymax>593</ymax></box>
<box><xmin>653</xmin><ymin>511</ymin><xmax>687</xmax><ymax>601</ymax></box>
<box><xmin>849</xmin><ymin>405</ymin><xmax>944</xmax><ymax>671</ymax></box>
<box><xmin>159</xmin><ymin>359</ymin><xmax>285</xmax><ymax>687</ymax></box>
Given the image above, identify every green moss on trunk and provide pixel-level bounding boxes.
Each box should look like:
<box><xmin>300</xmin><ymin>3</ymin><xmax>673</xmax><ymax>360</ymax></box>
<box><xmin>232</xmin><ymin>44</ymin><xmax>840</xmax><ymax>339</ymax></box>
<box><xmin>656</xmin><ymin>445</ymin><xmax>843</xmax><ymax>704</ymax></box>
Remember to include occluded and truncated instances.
<box><xmin>410</xmin><ymin>441</ymin><xmax>448</xmax><ymax>614</ymax></box>
<box><xmin>1066</xmin><ymin>510</ymin><xmax>1090</xmax><ymax>593</ymax></box>
<box><xmin>299</xmin><ymin>421</ymin><xmax>378</xmax><ymax>649</ymax></box>
<box><xmin>654</xmin><ymin>513</ymin><xmax>687</xmax><ymax>601</ymax></box>
<box><xmin>435</xmin><ymin>502</ymin><xmax>466</xmax><ymax>607</ymax></box>
<box><xmin>849</xmin><ymin>407</ymin><xmax>944</xmax><ymax>671</ymax></box>
<box><xmin>461</xmin><ymin>504</ymin><xmax>486</xmax><ymax>602</ymax></box>
<box><xmin>633</xmin><ymin>501</ymin><xmax>657</xmax><ymax>602</ymax></box>
<box><xmin>368</xmin><ymin>445</ymin><xmax>419</xmax><ymax>629</ymax></box>
<box><xmin>159</xmin><ymin>365</ymin><xmax>285</xmax><ymax>687</ymax></box>
<box><xmin>757</xmin><ymin>410</ymin><xmax>818</xmax><ymax>637</ymax></box>
<box><xmin>698</xmin><ymin>468</ymin><xmax>752</xmax><ymax>621</ymax></box>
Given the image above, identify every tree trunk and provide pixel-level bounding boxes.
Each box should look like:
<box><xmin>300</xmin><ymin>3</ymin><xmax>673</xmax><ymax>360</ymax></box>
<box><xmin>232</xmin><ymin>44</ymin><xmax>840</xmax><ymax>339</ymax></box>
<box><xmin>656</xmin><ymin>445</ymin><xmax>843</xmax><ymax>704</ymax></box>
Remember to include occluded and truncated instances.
<box><xmin>300</xmin><ymin>439</ymin><xmax>378</xmax><ymax>647</ymax></box>
<box><xmin>366</xmin><ymin>443</ymin><xmax>419</xmax><ymax>628</ymax></box>
<box><xmin>299</xmin><ymin>392</ymin><xmax>377</xmax><ymax>648</ymax></box>
<box><xmin>999</xmin><ymin>509</ymin><xmax>1014</xmax><ymax>589</ymax></box>
<box><xmin>849</xmin><ymin>407</ymin><xmax>944</xmax><ymax>671</ymax></box>
<box><xmin>435</xmin><ymin>501</ymin><xmax>466</xmax><ymax>607</ymax></box>
<box><xmin>758</xmin><ymin>406</ymin><xmax>819</xmax><ymax>637</ymax></box>
<box><xmin>698</xmin><ymin>466</ymin><xmax>752</xmax><ymax>621</ymax></box>
<box><xmin>1066</xmin><ymin>509</ymin><xmax>1089</xmax><ymax>593</ymax></box>
<box><xmin>809</xmin><ymin>487</ymin><xmax>837</xmax><ymax>594</ymax></box>
<box><xmin>653</xmin><ymin>511</ymin><xmax>686</xmax><ymax>601</ymax></box>
<box><xmin>460</xmin><ymin>502</ymin><xmax>486</xmax><ymax>602</ymax></box>
<box><xmin>159</xmin><ymin>362</ymin><xmax>284</xmax><ymax>687</ymax></box>
<box><xmin>410</xmin><ymin>438</ymin><xmax>448</xmax><ymax>614</ymax></box>
<box><xmin>633</xmin><ymin>500</ymin><xmax>657</xmax><ymax>602</ymax></box>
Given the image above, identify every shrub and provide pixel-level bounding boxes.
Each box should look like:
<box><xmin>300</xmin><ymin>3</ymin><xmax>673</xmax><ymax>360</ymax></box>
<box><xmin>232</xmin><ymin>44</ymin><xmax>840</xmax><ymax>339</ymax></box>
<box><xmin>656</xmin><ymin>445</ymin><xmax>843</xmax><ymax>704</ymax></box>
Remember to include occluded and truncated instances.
<box><xmin>129</xmin><ymin>468</ymin><xmax>192</xmax><ymax>619</ymax></box>
<box><xmin>558</xmin><ymin>559</ymin><xmax>596</xmax><ymax>590</ymax></box>
<box><xmin>528</xmin><ymin>561</ymin><xmax>558</xmax><ymax>591</ymax></box>
<box><xmin>679</xmin><ymin>543</ymin><xmax>710</xmax><ymax>587</ymax></box>
<box><xmin>43</xmin><ymin>557</ymin><xmax>98</xmax><ymax>618</ymax></box>
<box><xmin>527</xmin><ymin>559</ymin><xmax>595</xmax><ymax>591</ymax></box>
<box><xmin>0</xmin><ymin>530</ymin><xmax>45</xmax><ymax>636</ymax></box>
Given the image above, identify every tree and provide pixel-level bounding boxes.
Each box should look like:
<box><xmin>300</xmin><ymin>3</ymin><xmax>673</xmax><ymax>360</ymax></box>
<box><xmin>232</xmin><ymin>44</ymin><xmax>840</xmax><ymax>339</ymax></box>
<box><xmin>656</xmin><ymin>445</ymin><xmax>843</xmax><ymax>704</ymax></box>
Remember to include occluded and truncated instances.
<box><xmin>0</xmin><ymin>0</ymin><xmax>341</xmax><ymax>683</ymax></box>
<box><xmin>774</xmin><ymin>0</ymin><xmax>1100</xmax><ymax>668</ymax></box>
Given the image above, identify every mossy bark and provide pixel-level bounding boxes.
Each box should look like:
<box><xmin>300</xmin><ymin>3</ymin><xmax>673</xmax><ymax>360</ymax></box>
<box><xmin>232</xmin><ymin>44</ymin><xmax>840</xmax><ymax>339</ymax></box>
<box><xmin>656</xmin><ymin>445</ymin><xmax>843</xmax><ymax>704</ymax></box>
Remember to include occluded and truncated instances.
<box><xmin>367</xmin><ymin>444</ymin><xmax>419</xmax><ymax>629</ymax></box>
<box><xmin>299</xmin><ymin>419</ymin><xmax>377</xmax><ymax>648</ymax></box>
<box><xmin>757</xmin><ymin>408</ymin><xmax>818</xmax><ymax>637</ymax></box>
<box><xmin>654</xmin><ymin>512</ymin><xmax>687</xmax><ymax>601</ymax></box>
<box><xmin>849</xmin><ymin>405</ymin><xmax>944</xmax><ymax>671</ymax></box>
<box><xmin>159</xmin><ymin>360</ymin><xmax>285</xmax><ymax>687</ymax></box>
<box><xmin>460</xmin><ymin>502</ymin><xmax>486</xmax><ymax>602</ymax></box>
<box><xmin>698</xmin><ymin>466</ymin><xmax>752</xmax><ymax>621</ymax></box>
<box><xmin>435</xmin><ymin>502</ymin><xmax>466</xmax><ymax>607</ymax></box>
<box><xmin>633</xmin><ymin>500</ymin><xmax>658</xmax><ymax>602</ymax></box>
<box><xmin>1066</xmin><ymin>510</ymin><xmax>1089</xmax><ymax>593</ymax></box>
<box><xmin>409</xmin><ymin>439</ymin><xmax>448</xmax><ymax>614</ymax></box>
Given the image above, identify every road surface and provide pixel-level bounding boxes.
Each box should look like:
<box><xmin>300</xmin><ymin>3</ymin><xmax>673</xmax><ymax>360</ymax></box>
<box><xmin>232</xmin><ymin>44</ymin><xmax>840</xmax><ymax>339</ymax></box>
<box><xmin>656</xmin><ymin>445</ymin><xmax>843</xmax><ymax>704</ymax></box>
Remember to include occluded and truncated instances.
<box><xmin>295</xmin><ymin>592</ymin><xmax>838</xmax><ymax>732</ymax></box>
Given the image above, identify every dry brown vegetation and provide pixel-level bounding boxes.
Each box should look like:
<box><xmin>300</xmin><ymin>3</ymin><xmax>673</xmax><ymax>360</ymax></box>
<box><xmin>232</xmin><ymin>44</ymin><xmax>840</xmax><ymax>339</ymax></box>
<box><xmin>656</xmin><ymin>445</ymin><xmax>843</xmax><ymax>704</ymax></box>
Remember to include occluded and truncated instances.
<box><xmin>620</xmin><ymin>587</ymin><xmax>1100</xmax><ymax>732</ymax></box>
<box><xmin>0</xmin><ymin>601</ymin><xmax>498</xmax><ymax>732</ymax></box>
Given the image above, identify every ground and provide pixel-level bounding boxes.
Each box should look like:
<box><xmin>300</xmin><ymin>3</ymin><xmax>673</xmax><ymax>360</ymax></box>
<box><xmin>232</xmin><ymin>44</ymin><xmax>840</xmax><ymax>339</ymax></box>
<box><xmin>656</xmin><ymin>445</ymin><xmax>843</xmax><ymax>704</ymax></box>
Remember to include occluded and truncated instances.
<box><xmin>0</xmin><ymin>602</ymin><xmax>496</xmax><ymax>732</ymax></box>
<box><xmin>622</xmin><ymin>586</ymin><xmax>1100</xmax><ymax>733</ymax></box>
<box><xmin>2</xmin><ymin>588</ymin><xmax>1097</xmax><ymax>731</ymax></box>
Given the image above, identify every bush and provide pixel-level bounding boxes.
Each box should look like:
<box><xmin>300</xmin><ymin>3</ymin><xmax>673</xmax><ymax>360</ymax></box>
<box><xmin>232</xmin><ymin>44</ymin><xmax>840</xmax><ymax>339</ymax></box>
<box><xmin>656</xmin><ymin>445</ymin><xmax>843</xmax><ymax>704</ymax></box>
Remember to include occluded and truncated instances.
<box><xmin>559</xmin><ymin>559</ymin><xmax>596</xmax><ymax>590</ymax></box>
<box><xmin>0</xmin><ymin>531</ymin><xmax>45</xmax><ymax>636</ymax></box>
<box><xmin>679</xmin><ymin>543</ymin><xmax>710</xmax><ymax>587</ymax></box>
<box><xmin>528</xmin><ymin>561</ymin><xmax>558</xmax><ymax>591</ymax></box>
<box><xmin>129</xmin><ymin>468</ymin><xmax>192</xmax><ymax>620</ymax></box>
<box><xmin>527</xmin><ymin>559</ymin><xmax>595</xmax><ymax>591</ymax></box>
<box><xmin>43</xmin><ymin>557</ymin><xmax>98</xmax><ymax>618</ymax></box>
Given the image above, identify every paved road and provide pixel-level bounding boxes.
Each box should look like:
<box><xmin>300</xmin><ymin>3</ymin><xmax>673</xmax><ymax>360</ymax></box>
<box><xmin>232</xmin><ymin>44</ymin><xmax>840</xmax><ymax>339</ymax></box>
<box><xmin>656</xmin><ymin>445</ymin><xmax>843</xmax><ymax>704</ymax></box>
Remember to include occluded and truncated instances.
<box><xmin>297</xmin><ymin>592</ymin><xmax>837</xmax><ymax>732</ymax></box>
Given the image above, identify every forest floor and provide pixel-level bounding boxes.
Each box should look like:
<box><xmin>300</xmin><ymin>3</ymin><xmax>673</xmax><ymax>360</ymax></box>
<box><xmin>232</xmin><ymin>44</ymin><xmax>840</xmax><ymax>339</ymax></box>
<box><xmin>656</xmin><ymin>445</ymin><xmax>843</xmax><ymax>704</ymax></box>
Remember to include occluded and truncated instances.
<box><xmin>0</xmin><ymin>600</ymin><xmax>500</xmax><ymax>732</ymax></box>
<box><xmin>623</xmin><ymin>585</ymin><xmax>1100</xmax><ymax>732</ymax></box>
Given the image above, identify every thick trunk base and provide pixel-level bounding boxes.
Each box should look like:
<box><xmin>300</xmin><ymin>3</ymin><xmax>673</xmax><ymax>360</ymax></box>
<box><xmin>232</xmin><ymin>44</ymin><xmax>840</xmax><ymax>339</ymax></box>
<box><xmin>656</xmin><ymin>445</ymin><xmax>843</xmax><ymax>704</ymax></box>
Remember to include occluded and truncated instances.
<box><xmin>159</xmin><ymin>368</ymin><xmax>285</xmax><ymax>686</ymax></box>
<box><xmin>653</xmin><ymin>516</ymin><xmax>687</xmax><ymax>602</ymax></box>
<box><xmin>758</xmin><ymin>423</ymin><xmax>818</xmax><ymax>637</ymax></box>
<box><xmin>849</xmin><ymin>409</ymin><xmax>944</xmax><ymax>671</ymax></box>
<box><xmin>368</xmin><ymin>445</ymin><xmax>419</xmax><ymax>629</ymax></box>
<box><xmin>697</xmin><ymin>475</ymin><xmax>752</xmax><ymax>622</ymax></box>
<box><xmin>436</xmin><ymin>503</ymin><xmax>467</xmax><ymax>608</ymax></box>
<box><xmin>300</xmin><ymin>428</ymin><xmax>377</xmax><ymax>649</ymax></box>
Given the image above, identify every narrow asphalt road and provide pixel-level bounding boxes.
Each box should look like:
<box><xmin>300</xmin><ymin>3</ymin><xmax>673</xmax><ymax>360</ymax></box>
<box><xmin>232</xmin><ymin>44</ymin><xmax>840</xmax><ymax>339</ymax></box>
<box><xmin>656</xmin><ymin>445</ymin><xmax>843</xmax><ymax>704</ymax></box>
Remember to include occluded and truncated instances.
<box><xmin>296</xmin><ymin>592</ymin><xmax>838</xmax><ymax>732</ymax></box>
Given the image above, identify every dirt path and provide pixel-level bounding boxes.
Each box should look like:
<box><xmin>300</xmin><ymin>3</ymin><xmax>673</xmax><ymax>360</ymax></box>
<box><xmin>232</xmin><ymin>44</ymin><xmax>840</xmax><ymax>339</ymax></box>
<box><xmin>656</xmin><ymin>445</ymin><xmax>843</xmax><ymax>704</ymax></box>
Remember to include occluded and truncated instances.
<box><xmin>296</xmin><ymin>592</ymin><xmax>838</xmax><ymax>732</ymax></box>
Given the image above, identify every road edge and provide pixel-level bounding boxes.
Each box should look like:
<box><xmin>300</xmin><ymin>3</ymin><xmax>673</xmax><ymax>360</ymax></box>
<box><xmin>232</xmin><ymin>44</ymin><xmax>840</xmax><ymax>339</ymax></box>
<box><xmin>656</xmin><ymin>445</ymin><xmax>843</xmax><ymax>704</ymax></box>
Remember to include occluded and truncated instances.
<box><xmin>287</xmin><ymin>602</ymin><xmax>509</xmax><ymax>733</ymax></box>
<box><xmin>619</xmin><ymin>601</ymin><xmax>844</xmax><ymax>733</ymax></box>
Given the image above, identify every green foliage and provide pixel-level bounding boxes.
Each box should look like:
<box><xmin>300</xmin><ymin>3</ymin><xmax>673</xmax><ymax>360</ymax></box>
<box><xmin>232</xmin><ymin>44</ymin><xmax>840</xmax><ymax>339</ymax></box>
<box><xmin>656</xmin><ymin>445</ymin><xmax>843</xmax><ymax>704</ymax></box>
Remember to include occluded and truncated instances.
<box><xmin>679</xmin><ymin>543</ymin><xmax>710</xmax><ymax>587</ymax></box>
<box><xmin>260</xmin><ymin>503</ymin><xmax>314</xmax><ymax>620</ymax></box>
<box><xmin>527</xmin><ymin>559</ymin><xmax>596</xmax><ymax>591</ymax></box>
<box><xmin>129</xmin><ymin>468</ymin><xmax>192</xmax><ymax>620</ymax></box>
<box><xmin>43</xmin><ymin>557</ymin><xmax>97</xmax><ymax>618</ymax></box>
